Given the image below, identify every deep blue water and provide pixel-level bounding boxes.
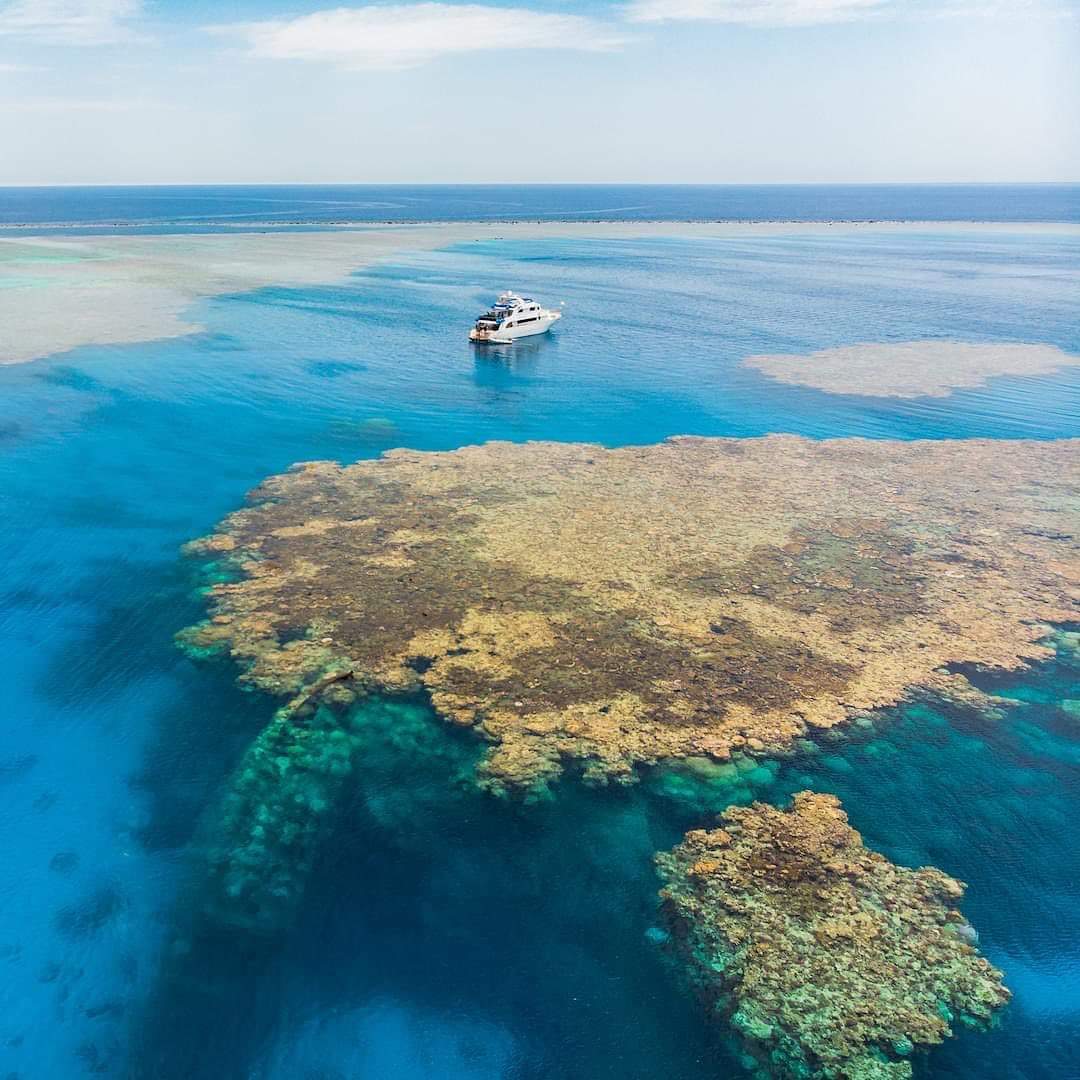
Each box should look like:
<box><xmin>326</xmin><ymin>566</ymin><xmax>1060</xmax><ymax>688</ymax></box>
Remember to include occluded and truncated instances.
<box><xmin>1</xmin><ymin>183</ymin><xmax>1079</xmax><ymax>231</ymax></box>
<box><xmin>0</xmin><ymin>229</ymin><xmax>1078</xmax><ymax>1079</ymax></box>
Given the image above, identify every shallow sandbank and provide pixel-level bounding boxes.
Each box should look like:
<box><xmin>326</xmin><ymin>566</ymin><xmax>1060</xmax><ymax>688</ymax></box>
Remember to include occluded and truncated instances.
<box><xmin>0</xmin><ymin>226</ymin><xmax>481</xmax><ymax>365</ymax></box>
<box><xmin>744</xmin><ymin>340</ymin><xmax>1080</xmax><ymax>398</ymax></box>
<box><xmin>3</xmin><ymin>220</ymin><xmax>1077</xmax><ymax>365</ymax></box>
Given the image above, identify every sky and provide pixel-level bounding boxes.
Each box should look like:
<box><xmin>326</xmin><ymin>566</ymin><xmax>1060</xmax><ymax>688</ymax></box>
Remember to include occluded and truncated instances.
<box><xmin>0</xmin><ymin>0</ymin><xmax>1077</xmax><ymax>184</ymax></box>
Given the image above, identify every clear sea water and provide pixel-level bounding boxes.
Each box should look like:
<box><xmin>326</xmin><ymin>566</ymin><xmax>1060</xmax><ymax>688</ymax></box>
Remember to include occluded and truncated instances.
<box><xmin>1</xmin><ymin>197</ymin><xmax>1079</xmax><ymax>1079</ymax></box>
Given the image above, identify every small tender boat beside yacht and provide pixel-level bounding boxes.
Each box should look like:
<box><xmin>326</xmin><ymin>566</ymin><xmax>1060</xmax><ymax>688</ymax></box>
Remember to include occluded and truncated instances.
<box><xmin>469</xmin><ymin>292</ymin><xmax>562</xmax><ymax>344</ymax></box>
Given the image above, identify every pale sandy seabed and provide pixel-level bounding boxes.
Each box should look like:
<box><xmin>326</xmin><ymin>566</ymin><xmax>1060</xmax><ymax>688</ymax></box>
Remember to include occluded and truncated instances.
<box><xmin>1</xmin><ymin>220</ymin><xmax>1078</xmax><ymax>365</ymax></box>
<box><xmin>744</xmin><ymin>341</ymin><xmax>1080</xmax><ymax>398</ymax></box>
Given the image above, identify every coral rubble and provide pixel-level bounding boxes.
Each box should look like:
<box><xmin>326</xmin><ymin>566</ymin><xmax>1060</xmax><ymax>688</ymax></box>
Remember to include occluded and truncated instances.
<box><xmin>742</xmin><ymin>340</ymin><xmax>1080</xmax><ymax>399</ymax></box>
<box><xmin>181</xmin><ymin>436</ymin><xmax>1079</xmax><ymax>794</ymax></box>
<box><xmin>656</xmin><ymin>792</ymin><xmax>1010</xmax><ymax>1079</ymax></box>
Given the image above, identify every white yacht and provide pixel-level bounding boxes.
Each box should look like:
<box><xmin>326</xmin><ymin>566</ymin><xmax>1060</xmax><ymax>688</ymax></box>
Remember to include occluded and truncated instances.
<box><xmin>469</xmin><ymin>292</ymin><xmax>562</xmax><ymax>344</ymax></box>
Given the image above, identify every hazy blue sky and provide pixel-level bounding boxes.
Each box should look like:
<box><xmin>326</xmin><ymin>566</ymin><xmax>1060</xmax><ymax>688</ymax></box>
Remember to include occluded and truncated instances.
<box><xmin>1</xmin><ymin>0</ymin><xmax>1077</xmax><ymax>183</ymax></box>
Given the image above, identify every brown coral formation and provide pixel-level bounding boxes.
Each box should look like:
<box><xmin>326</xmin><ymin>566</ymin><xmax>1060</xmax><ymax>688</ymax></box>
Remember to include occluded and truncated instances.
<box><xmin>656</xmin><ymin>792</ymin><xmax>1010</xmax><ymax>1079</ymax></box>
<box><xmin>743</xmin><ymin>340</ymin><xmax>1080</xmax><ymax>398</ymax></box>
<box><xmin>180</xmin><ymin>435</ymin><xmax>1079</xmax><ymax>794</ymax></box>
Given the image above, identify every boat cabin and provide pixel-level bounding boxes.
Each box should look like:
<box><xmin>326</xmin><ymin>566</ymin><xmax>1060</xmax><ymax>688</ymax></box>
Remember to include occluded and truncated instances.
<box><xmin>474</xmin><ymin>292</ymin><xmax>541</xmax><ymax>330</ymax></box>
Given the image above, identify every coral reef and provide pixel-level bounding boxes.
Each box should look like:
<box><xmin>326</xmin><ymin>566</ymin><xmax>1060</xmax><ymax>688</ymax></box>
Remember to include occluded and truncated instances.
<box><xmin>908</xmin><ymin>671</ymin><xmax>1020</xmax><ymax>724</ymax></box>
<box><xmin>180</xmin><ymin>435</ymin><xmax>1078</xmax><ymax>795</ymax></box>
<box><xmin>172</xmin><ymin>690</ymin><xmax>478</xmax><ymax>938</ymax></box>
<box><xmin>54</xmin><ymin>885</ymin><xmax>126</xmax><ymax>939</ymax></box>
<box><xmin>656</xmin><ymin>792</ymin><xmax>1010</xmax><ymax>1079</ymax></box>
<box><xmin>648</xmin><ymin>753</ymin><xmax>782</xmax><ymax>817</ymax></box>
<box><xmin>326</xmin><ymin>416</ymin><xmax>400</xmax><ymax>446</ymax></box>
<box><xmin>1049</xmin><ymin>625</ymin><xmax>1080</xmax><ymax>662</ymax></box>
<box><xmin>742</xmin><ymin>340</ymin><xmax>1080</xmax><ymax>399</ymax></box>
<box><xmin>49</xmin><ymin>851</ymin><xmax>80</xmax><ymax>875</ymax></box>
<box><xmin>181</xmin><ymin>673</ymin><xmax>363</xmax><ymax>936</ymax></box>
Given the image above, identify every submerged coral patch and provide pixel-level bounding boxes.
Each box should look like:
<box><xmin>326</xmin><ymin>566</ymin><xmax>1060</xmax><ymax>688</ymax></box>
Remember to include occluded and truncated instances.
<box><xmin>181</xmin><ymin>435</ymin><xmax>1078</xmax><ymax>794</ymax></box>
<box><xmin>54</xmin><ymin>884</ymin><xmax>126</xmax><ymax>939</ymax></box>
<box><xmin>656</xmin><ymin>793</ymin><xmax>1010</xmax><ymax>1079</ymax></box>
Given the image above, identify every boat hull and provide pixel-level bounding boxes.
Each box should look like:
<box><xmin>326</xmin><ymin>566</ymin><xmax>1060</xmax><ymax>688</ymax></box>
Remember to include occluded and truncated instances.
<box><xmin>470</xmin><ymin>311</ymin><xmax>560</xmax><ymax>344</ymax></box>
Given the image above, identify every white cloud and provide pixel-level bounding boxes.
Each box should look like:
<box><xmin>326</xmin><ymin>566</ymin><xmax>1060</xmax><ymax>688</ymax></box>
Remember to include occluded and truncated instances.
<box><xmin>0</xmin><ymin>0</ymin><xmax>142</xmax><ymax>44</ymax></box>
<box><xmin>625</xmin><ymin>0</ymin><xmax>1076</xmax><ymax>25</ymax></box>
<box><xmin>929</xmin><ymin>0</ymin><xmax>1080</xmax><ymax>16</ymax></box>
<box><xmin>625</xmin><ymin>0</ymin><xmax>887</xmax><ymax>24</ymax></box>
<box><xmin>212</xmin><ymin>3</ymin><xmax>627</xmax><ymax>70</ymax></box>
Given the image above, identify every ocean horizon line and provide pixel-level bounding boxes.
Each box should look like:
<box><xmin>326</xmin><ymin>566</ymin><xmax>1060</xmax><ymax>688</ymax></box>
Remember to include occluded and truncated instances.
<box><xmin>3</xmin><ymin>183</ymin><xmax>1076</xmax><ymax>229</ymax></box>
<box><xmin>5</xmin><ymin>218</ymin><xmax>1080</xmax><ymax>232</ymax></box>
<box><xmin>3</xmin><ymin>181</ymin><xmax>1078</xmax><ymax>188</ymax></box>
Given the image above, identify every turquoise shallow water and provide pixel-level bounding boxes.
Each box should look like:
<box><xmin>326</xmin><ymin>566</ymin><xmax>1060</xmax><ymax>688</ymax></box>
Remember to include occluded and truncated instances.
<box><xmin>0</xmin><ymin>230</ymin><xmax>1078</xmax><ymax>1079</ymax></box>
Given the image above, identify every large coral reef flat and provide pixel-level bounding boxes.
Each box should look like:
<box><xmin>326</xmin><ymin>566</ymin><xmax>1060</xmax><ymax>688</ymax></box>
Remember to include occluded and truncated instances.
<box><xmin>656</xmin><ymin>792</ymin><xmax>1009</xmax><ymax>1079</ymax></box>
<box><xmin>181</xmin><ymin>435</ymin><xmax>1079</xmax><ymax>795</ymax></box>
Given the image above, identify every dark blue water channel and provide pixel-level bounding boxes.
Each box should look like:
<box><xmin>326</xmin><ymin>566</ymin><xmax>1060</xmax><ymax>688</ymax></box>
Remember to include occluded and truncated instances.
<box><xmin>0</xmin><ymin>231</ymin><xmax>1078</xmax><ymax>1078</ymax></box>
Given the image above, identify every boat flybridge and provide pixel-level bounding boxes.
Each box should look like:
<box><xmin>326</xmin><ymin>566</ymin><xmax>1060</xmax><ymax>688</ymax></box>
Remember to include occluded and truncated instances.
<box><xmin>469</xmin><ymin>292</ymin><xmax>562</xmax><ymax>344</ymax></box>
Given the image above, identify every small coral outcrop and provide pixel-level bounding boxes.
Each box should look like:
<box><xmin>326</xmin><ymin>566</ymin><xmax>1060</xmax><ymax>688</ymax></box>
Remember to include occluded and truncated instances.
<box><xmin>193</xmin><ymin>698</ymin><xmax>360</xmax><ymax>935</ymax></box>
<box><xmin>656</xmin><ymin>792</ymin><xmax>1009</xmax><ymax>1079</ymax></box>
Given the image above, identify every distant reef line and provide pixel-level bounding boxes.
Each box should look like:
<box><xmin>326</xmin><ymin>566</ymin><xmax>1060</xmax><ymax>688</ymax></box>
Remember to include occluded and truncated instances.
<box><xmin>4</xmin><ymin>219</ymin><xmax>1080</xmax><ymax>231</ymax></box>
